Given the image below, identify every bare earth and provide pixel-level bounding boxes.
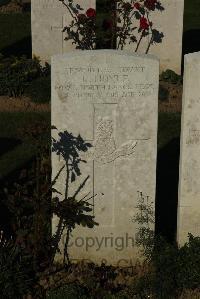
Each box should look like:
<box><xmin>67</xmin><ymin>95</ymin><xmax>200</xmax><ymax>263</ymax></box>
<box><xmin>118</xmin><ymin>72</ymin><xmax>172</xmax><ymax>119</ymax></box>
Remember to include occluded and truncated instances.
<box><xmin>0</xmin><ymin>96</ymin><xmax>50</xmax><ymax>112</ymax></box>
<box><xmin>0</xmin><ymin>1</ymin><xmax>22</xmax><ymax>13</ymax></box>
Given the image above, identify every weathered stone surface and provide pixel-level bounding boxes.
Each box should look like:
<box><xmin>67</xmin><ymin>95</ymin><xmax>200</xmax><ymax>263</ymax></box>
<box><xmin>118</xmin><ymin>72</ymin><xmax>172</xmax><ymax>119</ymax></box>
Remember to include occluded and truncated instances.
<box><xmin>31</xmin><ymin>0</ymin><xmax>95</xmax><ymax>63</ymax></box>
<box><xmin>52</xmin><ymin>50</ymin><xmax>159</xmax><ymax>266</ymax></box>
<box><xmin>178</xmin><ymin>52</ymin><xmax>200</xmax><ymax>245</ymax></box>
<box><xmin>121</xmin><ymin>0</ymin><xmax>184</xmax><ymax>74</ymax></box>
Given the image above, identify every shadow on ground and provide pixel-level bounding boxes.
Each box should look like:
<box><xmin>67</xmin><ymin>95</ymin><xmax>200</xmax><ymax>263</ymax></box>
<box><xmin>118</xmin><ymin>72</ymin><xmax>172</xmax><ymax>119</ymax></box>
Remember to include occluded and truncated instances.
<box><xmin>0</xmin><ymin>36</ymin><xmax>32</xmax><ymax>58</ymax></box>
<box><xmin>181</xmin><ymin>29</ymin><xmax>200</xmax><ymax>73</ymax></box>
<box><xmin>0</xmin><ymin>137</ymin><xmax>22</xmax><ymax>157</ymax></box>
<box><xmin>155</xmin><ymin>138</ymin><xmax>180</xmax><ymax>244</ymax></box>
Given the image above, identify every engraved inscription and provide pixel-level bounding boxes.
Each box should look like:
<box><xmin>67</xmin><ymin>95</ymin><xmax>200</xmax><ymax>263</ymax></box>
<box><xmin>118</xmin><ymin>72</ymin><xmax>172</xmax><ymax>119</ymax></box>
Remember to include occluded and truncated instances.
<box><xmin>34</xmin><ymin>0</ymin><xmax>61</xmax><ymax>9</ymax></box>
<box><xmin>186</xmin><ymin>129</ymin><xmax>200</xmax><ymax>145</ymax></box>
<box><xmin>55</xmin><ymin>66</ymin><xmax>155</xmax><ymax>102</ymax></box>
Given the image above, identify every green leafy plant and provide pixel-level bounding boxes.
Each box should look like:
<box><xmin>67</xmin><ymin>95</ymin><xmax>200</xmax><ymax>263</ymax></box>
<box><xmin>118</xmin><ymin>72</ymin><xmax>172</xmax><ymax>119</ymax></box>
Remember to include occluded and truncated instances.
<box><xmin>0</xmin><ymin>0</ymin><xmax>10</xmax><ymax>7</ymax></box>
<box><xmin>0</xmin><ymin>55</ymin><xmax>50</xmax><ymax>97</ymax></box>
<box><xmin>133</xmin><ymin>192</ymin><xmax>200</xmax><ymax>298</ymax></box>
<box><xmin>133</xmin><ymin>191</ymin><xmax>155</xmax><ymax>261</ymax></box>
<box><xmin>160</xmin><ymin>69</ymin><xmax>182</xmax><ymax>85</ymax></box>
<box><xmin>0</xmin><ymin>237</ymin><xmax>35</xmax><ymax>299</ymax></box>
<box><xmin>51</xmin><ymin>128</ymin><xmax>98</xmax><ymax>265</ymax></box>
<box><xmin>0</xmin><ymin>143</ymin><xmax>52</xmax><ymax>271</ymax></box>
<box><xmin>47</xmin><ymin>284</ymin><xmax>88</xmax><ymax>299</ymax></box>
<box><xmin>60</xmin><ymin>0</ymin><xmax>96</xmax><ymax>50</ymax></box>
<box><xmin>177</xmin><ymin>233</ymin><xmax>200</xmax><ymax>290</ymax></box>
<box><xmin>25</xmin><ymin>76</ymin><xmax>51</xmax><ymax>103</ymax></box>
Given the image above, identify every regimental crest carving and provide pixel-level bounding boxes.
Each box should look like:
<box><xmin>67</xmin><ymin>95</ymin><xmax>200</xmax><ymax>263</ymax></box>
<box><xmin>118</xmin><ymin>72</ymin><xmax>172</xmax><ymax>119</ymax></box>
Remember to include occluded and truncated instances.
<box><xmin>83</xmin><ymin>118</ymin><xmax>137</xmax><ymax>164</ymax></box>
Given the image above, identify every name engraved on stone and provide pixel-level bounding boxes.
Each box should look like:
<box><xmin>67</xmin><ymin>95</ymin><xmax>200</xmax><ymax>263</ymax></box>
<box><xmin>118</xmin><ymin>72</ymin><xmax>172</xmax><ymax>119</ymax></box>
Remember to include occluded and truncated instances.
<box><xmin>55</xmin><ymin>66</ymin><xmax>155</xmax><ymax>102</ymax></box>
<box><xmin>51</xmin><ymin>51</ymin><xmax>159</xmax><ymax>265</ymax></box>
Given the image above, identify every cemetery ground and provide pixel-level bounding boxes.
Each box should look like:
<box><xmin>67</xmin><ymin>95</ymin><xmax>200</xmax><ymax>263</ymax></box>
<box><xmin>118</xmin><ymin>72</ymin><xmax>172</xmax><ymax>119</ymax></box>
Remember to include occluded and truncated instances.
<box><xmin>0</xmin><ymin>1</ymin><xmax>200</xmax><ymax>299</ymax></box>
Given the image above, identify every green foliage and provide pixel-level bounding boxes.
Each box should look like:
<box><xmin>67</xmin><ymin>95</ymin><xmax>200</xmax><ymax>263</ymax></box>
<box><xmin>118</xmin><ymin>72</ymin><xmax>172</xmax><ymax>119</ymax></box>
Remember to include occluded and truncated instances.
<box><xmin>0</xmin><ymin>112</ymin><xmax>50</xmax><ymax>179</ymax></box>
<box><xmin>0</xmin><ymin>55</ymin><xmax>50</xmax><ymax>97</ymax></box>
<box><xmin>151</xmin><ymin>237</ymin><xmax>179</xmax><ymax>298</ymax></box>
<box><xmin>133</xmin><ymin>191</ymin><xmax>155</xmax><ymax>261</ymax></box>
<box><xmin>0</xmin><ymin>238</ymin><xmax>35</xmax><ymax>299</ymax></box>
<box><xmin>0</xmin><ymin>13</ymin><xmax>31</xmax><ymax>58</ymax></box>
<box><xmin>133</xmin><ymin>192</ymin><xmax>200</xmax><ymax>298</ymax></box>
<box><xmin>151</xmin><ymin>234</ymin><xmax>200</xmax><ymax>298</ymax></box>
<box><xmin>177</xmin><ymin>233</ymin><xmax>200</xmax><ymax>290</ymax></box>
<box><xmin>160</xmin><ymin>69</ymin><xmax>182</xmax><ymax>85</ymax></box>
<box><xmin>47</xmin><ymin>284</ymin><xmax>88</xmax><ymax>299</ymax></box>
<box><xmin>25</xmin><ymin>75</ymin><xmax>51</xmax><ymax>103</ymax></box>
<box><xmin>0</xmin><ymin>0</ymin><xmax>10</xmax><ymax>7</ymax></box>
<box><xmin>0</xmin><ymin>144</ymin><xmax>52</xmax><ymax>271</ymax></box>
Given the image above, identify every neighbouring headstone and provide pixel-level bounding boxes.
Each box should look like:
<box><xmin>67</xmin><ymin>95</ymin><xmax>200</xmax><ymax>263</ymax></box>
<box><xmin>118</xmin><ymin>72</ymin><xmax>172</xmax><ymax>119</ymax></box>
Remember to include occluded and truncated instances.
<box><xmin>31</xmin><ymin>0</ymin><xmax>95</xmax><ymax>63</ymax></box>
<box><xmin>52</xmin><ymin>50</ymin><xmax>159</xmax><ymax>266</ymax></box>
<box><xmin>121</xmin><ymin>0</ymin><xmax>184</xmax><ymax>74</ymax></box>
<box><xmin>177</xmin><ymin>52</ymin><xmax>200</xmax><ymax>245</ymax></box>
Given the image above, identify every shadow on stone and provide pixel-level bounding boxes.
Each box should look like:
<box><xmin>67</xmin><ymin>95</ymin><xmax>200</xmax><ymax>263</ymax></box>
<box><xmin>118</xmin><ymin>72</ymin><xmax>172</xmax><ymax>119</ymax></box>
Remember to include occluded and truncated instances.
<box><xmin>0</xmin><ymin>36</ymin><xmax>32</xmax><ymax>58</ymax></box>
<box><xmin>0</xmin><ymin>137</ymin><xmax>22</xmax><ymax>157</ymax></box>
<box><xmin>155</xmin><ymin>138</ymin><xmax>180</xmax><ymax>244</ymax></box>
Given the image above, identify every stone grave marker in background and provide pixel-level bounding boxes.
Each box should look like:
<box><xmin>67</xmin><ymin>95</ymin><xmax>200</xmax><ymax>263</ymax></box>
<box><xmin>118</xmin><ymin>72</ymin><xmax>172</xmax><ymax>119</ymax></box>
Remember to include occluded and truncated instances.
<box><xmin>121</xmin><ymin>0</ymin><xmax>184</xmax><ymax>74</ymax></box>
<box><xmin>52</xmin><ymin>50</ymin><xmax>159</xmax><ymax>265</ymax></box>
<box><xmin>31</xmin><ymin>0</ymin><xmax>95</xmax><ymax>63</ymax></box>
<box><xmin>178</xmin><ymin>51</ymin><xmax>200</xmax><ymax>245</ymax></box>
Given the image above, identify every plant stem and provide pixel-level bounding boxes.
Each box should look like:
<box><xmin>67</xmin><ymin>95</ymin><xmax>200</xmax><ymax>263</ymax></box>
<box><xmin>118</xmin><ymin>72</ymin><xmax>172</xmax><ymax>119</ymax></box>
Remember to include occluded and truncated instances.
<box><xmin>61</xmin><ymin>0</ymin><xmax>78</xmax><ymax>22</ymax></box>
<box><xmin>145</xmin><ymin>12</ymin><xmax>153</xmax><ymax>54</ymax></box>
<box><xmin>135</xmin><ymin>30</ymin><xmax>144</xmax><ymax>52</ymax></box>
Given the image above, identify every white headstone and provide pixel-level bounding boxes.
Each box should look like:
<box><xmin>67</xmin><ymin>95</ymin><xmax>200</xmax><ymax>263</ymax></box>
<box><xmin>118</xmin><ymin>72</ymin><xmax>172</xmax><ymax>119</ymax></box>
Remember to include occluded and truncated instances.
<box><xmin>52</xmin><ymin>50</ymin><xmax>159</xmax><ymax>266</ymax></box>
<box><xmin>31</xmin><ymin>0</ymin><xmax>95</xmax><ymax>63</ymax></box>
<box><xmin>120</xmin><ymin>0</ymin><xmax>184</xmax><ymax>74</ymax></box>
<box><xmin>178</xmin><ymin>52</ymin><xmax>200</xmax><ymax>245</ymax></box>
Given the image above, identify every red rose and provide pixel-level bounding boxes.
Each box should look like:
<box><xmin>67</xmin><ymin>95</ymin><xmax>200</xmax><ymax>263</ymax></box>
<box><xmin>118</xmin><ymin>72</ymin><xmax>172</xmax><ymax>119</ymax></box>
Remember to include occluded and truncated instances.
<box><xmin>133</xmin><ymin>2</ymin><xmax>141</xmax><ymax>10</ymax></box>
<box><xmin>144</xmin><ymin>0</ymin><xmax>157</xmax><ymax>10</ymax></box>
<box><xmin>140</xmin><ymin>16</ymin><xmax>149</xmax><ymax>30</ymax></box>
<box><xmin>86</xmin><ymin>8</ymin><xmax>96</xmax><ymax>18</ymax></box>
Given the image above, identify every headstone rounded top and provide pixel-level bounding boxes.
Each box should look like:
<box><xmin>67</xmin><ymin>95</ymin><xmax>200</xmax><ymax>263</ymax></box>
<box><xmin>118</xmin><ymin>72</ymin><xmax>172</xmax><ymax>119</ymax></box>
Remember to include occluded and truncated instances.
<box><xmin>185</xmin><ymin>51</ymin><xmax>200</xmax><ymax>62</ymax></box>
<box><xmin>51</xmin><ymin>50</ymin><xmax>159</xmax><ymax>63</ymax></box>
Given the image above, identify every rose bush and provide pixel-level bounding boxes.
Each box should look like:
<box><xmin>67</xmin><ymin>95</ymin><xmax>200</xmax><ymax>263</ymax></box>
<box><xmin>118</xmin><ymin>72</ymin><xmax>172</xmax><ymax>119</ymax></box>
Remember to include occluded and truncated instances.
<box><xmin>60</xmin><ymin>0</ymin><xmax>164</xmax><ymax>52</ymax></box>
<box><xmin>116</xmin><ymin>0</ymin><xmax>164</xmax><ymax>52</ymax></box>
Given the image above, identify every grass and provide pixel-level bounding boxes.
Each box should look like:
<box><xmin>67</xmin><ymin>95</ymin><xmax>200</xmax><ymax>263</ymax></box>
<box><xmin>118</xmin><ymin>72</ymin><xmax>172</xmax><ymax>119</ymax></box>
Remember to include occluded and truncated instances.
<box><xmin>0</xmin><ymin>111</ymin><xmax>50</xmax><ymax>179</ymax></box>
